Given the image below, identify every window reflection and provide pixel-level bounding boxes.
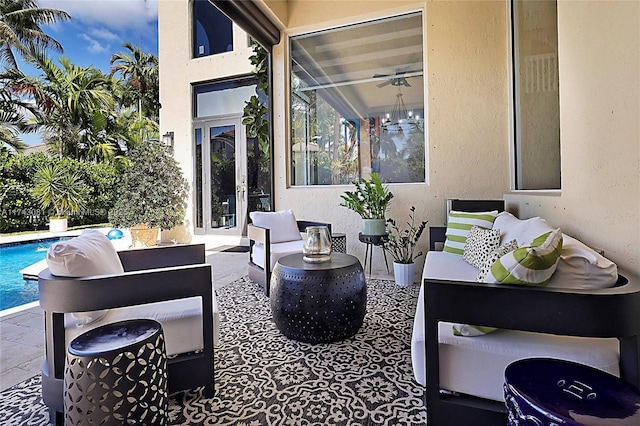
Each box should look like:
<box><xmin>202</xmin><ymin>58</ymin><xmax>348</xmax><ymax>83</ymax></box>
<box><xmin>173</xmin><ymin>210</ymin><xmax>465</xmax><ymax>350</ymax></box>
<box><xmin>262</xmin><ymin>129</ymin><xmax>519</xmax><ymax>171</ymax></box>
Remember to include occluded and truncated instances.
<box><xmin>193</xmin><ymin>0</ymin><xmax>233</xmax><ymax>58</ymax></box>
<box><xmin>290</xmin><ymin>12</ymin><xmax>425</xmax><ymax>185</ymax></box>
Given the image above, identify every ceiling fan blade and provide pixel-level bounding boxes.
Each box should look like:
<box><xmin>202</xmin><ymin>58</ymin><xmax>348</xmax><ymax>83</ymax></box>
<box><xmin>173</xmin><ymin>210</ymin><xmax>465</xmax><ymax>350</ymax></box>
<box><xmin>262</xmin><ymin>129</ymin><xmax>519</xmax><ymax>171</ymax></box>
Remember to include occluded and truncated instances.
<box><xmin>376</xmin><ymin>80</ymin><xmax>392</xmax><ymax>88</ymax></box>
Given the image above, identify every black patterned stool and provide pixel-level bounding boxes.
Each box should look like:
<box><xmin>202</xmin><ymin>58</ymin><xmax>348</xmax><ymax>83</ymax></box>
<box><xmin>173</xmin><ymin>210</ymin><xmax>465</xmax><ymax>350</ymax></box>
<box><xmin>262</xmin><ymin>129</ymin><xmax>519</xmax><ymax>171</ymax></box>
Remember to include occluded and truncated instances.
<box><xmin>331</xmin><ymin>233</ymin><xmax>347</xmax><ymax>253</ymax></box>
<box><xmin>504</xmin><ymin>357</ymin><xmax>640</xmax><ymax>425</ymax></box>
<box><xmin>270</xmin><ymin>253</ymin><xmax>366</xmax><ymax>343</ymax></box>
<box><xmin>64</xmin><ymin>319</ymin><xmax>168</xmax><ymax>426</ymax></box>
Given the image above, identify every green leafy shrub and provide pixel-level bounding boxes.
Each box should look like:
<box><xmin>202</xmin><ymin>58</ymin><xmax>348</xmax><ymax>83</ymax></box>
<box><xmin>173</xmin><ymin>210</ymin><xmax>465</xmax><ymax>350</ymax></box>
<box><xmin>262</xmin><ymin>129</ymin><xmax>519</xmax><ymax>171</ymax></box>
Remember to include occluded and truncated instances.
<box><xmin>109</xmin><ymin>140</ymin><xmax>188</xmax><ymax>229</ymax></box>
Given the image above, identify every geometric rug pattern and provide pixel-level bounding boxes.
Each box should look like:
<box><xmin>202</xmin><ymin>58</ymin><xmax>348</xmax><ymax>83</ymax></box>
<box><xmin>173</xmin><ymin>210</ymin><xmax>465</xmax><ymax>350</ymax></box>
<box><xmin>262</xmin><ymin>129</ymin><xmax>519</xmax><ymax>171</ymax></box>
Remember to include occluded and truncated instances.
<box><xmin>0</xmin><ymin>277</ymin><xmax>426</xmax><ymax>425</ymax></box>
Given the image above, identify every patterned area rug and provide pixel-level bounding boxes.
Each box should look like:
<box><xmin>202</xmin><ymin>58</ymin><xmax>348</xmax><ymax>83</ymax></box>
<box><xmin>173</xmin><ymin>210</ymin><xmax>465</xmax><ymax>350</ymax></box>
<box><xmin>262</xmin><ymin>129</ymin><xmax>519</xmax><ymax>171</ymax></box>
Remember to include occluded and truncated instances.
<box><xmin>0</xmin><ymin>277</ymin><xmax>426</xmax><ymax>425</ymax></box>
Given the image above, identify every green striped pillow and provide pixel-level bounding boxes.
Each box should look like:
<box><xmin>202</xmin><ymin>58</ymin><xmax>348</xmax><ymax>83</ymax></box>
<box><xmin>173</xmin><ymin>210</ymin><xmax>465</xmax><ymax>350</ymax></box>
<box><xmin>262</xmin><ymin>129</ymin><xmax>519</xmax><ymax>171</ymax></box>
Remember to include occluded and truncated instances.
<box><xmin>452</xmin><ymin>324</ymin><xmax>497</xmax><ymax>337</ymax></box>
<box><xmin>483</xmin><ymin>228</ymin><xmax>563</xmax><ymax>286</ymax></box>
<box><xmin>443</xmin><ymin>210</ymin><xmax>499</xmax><ymax>255</ymax></box>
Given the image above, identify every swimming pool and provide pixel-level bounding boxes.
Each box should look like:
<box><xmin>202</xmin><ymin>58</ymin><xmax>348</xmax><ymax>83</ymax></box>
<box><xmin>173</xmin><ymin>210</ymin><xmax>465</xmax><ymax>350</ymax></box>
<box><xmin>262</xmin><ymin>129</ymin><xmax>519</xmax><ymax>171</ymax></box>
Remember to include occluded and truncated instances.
<box><xmin>0</xmin><ymin>238</ymin><xmax>69</xmax><ymax>311</ymax></box>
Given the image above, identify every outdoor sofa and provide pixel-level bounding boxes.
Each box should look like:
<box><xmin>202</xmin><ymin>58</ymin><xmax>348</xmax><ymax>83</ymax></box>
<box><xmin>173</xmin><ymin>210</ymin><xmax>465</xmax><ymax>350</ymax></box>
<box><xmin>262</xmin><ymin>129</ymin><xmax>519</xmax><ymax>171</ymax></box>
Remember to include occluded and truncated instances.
<box><xmin>411</xmin><ymin>200</ymin><xmax>640</xmax><ymax>425</ymax></box>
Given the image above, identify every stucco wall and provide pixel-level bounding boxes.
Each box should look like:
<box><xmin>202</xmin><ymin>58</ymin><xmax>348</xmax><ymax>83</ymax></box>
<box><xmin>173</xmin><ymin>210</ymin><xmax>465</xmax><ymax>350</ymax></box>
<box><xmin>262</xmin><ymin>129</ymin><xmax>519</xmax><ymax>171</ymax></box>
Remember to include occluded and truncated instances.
<box><xmin>159</xmin><ymin>0</ymin><xmax>639</xmax><ymax>278</ymax></box>
<box><xmin>506</xmin><ymin>0</ymin><xmax>640</xmax><ymax>275</ymax></box>
<box><xmin>158</xmin><ymin>0</ymin><xmax>254</xmax><ymax>228</ymax></box>
<box><xmin>271</xmin><ymin>0</ymin><xmax>510</xmax><ymax>276</ymax></box>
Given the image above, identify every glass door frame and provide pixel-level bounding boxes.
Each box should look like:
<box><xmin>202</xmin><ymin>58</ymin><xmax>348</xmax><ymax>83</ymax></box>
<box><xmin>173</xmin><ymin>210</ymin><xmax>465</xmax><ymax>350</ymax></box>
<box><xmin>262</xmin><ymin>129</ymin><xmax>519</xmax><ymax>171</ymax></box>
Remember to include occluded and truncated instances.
<box><xmin>193</xmin><ymin>115</ymin><xmax>248</xmax><ymax>236</ymax></box>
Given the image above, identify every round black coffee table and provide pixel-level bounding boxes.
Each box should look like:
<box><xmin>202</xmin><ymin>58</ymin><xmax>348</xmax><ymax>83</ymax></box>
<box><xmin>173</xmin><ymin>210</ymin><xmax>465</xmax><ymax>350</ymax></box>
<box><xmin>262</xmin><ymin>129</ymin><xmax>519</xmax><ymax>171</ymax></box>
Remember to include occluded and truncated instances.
<box><xmin>270</xmin><ymin>253</ymin><xmax>366</xmax><ymax>343</ymax></box>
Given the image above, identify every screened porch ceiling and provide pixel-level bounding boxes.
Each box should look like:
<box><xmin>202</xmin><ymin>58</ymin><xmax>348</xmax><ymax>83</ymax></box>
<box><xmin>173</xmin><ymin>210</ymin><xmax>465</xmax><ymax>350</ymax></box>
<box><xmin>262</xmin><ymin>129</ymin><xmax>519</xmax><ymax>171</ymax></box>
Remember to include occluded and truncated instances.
<box><xmin>290</xmin><ymin>12</ymin><xmax>424</xmax><ymax>120</ymax></box>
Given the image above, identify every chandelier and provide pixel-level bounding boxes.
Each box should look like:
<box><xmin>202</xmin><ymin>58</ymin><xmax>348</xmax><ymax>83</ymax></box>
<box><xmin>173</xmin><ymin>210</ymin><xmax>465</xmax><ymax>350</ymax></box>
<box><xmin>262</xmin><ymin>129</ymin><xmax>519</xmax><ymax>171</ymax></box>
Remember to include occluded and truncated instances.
<box><xmin>381</xmin><ymin>86</ymin><xmax>424</xmax><ymax>134</ymax></box>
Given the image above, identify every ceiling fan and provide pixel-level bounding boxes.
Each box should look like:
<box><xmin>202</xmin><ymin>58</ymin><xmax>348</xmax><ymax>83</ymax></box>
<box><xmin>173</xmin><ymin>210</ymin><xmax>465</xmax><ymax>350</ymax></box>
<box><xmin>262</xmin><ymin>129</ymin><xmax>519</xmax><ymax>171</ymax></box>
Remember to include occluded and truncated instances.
<box><xmin>373</xmin><ymin>69</ymin><xmax>416</xmax><ymax>88</ymax></box>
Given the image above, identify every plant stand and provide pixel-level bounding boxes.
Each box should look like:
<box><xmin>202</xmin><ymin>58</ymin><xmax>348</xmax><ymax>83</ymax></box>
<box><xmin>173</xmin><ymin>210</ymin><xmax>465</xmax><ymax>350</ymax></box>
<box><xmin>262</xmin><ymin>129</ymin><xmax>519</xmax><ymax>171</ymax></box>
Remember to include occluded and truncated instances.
<box><xmin>358</xmin><ymin>233</ymin><xmax>389</xmax><ymax>276</ymax></box>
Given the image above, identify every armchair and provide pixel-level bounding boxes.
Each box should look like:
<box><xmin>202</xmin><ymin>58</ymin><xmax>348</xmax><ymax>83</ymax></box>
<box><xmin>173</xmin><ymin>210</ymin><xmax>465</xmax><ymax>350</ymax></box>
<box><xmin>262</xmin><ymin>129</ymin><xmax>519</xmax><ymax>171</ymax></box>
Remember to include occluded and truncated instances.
<box><xmin>247</xmin><ymin>209</ymin><xmax>331</xmax><ymax>296</ymax></box>
<box><xmin>39</xmin><ymin>242</ymin><xmax>216</xmax><ymax>426</ymax></box>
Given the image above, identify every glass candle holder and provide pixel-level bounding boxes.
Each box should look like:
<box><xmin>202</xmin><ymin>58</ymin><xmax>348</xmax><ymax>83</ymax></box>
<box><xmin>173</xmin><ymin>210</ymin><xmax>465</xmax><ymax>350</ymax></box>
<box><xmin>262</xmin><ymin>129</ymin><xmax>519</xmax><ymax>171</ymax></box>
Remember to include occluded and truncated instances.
<box><xmin>302</xmin><ymin>226</ymin><xmax>332</xmax><ymax>263</ymax></box>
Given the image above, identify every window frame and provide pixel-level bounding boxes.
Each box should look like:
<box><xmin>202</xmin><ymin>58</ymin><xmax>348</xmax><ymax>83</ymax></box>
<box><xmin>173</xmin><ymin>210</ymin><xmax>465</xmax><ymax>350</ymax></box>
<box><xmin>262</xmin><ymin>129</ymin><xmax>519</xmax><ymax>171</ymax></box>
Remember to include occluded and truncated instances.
<box><xmin>508</xmin><ymin>0</ymin><xmax>562</xmax><ymax>192</ymax></box>
<box><xmin>285</xmin><ymin>10</ymin><xmax>428</xmax><ymax>188</ymax></box>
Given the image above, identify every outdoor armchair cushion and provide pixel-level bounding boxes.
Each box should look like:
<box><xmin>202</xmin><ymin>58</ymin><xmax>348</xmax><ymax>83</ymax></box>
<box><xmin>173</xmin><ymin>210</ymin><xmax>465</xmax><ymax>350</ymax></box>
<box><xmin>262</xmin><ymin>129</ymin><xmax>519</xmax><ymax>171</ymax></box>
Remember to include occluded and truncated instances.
<box><xmin>46</xmin><ymin>229</ymin><xmax>124</xmax><ymax>277</ymax></box>
<box><xmin>249</xmin><ymin>209</ymin><xmax>302</xmax><ymax>243</ymax></box>
<box><xmin>46</xmin><ymin>230</ymin><xmax>124</xmax><ymax>326</ymax></box>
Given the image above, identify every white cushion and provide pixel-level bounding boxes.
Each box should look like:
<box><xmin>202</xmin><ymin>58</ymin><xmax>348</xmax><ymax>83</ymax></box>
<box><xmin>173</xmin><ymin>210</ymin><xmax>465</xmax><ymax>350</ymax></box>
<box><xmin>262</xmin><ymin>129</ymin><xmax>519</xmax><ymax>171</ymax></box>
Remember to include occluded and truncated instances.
<box><xmin>437</xmin><ymin>322</ymin><xmax>619</xmax><ymax>401</ymax></box>
<box><xmin>251</xmin><ymin>240</ymin><xmax>305</xmax><ymax>270</ymax></box>
<box><xmin>494</xmin><ymin>212</ymin><xmax>558</xmax><ymax>247</ymax></box>
<box><xmin>411</xmin><ymin>251</ymin><xmax>478</xmax><ymax>384</ymax></box>
<box><xmin>47</xmin><ymin>230</ymin><xmax>124</xmax><ymax>325</ymax></box>
<box><xmin>65</xmin><ymin>290</ymin><xmax>221</xmax><ymax>355</ymax></box>
<box><xmin>46</xmin><ymin>229</ymin><xmax>124</xmax><ymax>277</ymax></box>
<box><xmin>548</xmin><ymin>234</ymin><xmax>618</xmax><ymax>289</ymax></box>
<box><xmin>249</xmin><ymin>209</ymin><xmax>302</xmax><ymax>244</ymax></box>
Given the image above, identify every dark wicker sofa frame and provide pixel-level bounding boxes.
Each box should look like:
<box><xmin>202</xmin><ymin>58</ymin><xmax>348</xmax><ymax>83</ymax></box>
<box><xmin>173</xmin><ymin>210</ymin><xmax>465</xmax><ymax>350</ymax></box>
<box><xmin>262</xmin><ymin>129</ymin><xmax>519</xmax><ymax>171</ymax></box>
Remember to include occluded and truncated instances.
<box><xmin>248</xmin><ymin>220</ymin><xmax>331</xmax><ymax>296</ymax></box>
<box><xmin>38</xmin><ymin>244</ymin><xmax>215</xmax><ymax>425</ymax></box>
<box><xmin>423</xmin><ymin>200</ymin><xmax>640</xmax><ymax>425</ymax></box>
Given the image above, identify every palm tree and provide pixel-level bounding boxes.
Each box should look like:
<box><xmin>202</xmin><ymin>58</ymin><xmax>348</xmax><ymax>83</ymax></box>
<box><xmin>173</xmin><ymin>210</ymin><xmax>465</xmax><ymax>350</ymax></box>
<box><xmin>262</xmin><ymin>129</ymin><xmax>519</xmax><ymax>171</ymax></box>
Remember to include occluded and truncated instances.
<box><xmin>4</xmin><ymin>53</ymin><xmax>117</xmax><ymax>161</ymax></box>
<box><xmin>110</xmin><ymin>42</ymin><xmax>159</xmax><ymax>119</ymax></box>
<box><xmin>0</xmin><ymin>90</ymin><xmax>39</xmax><ymax>151</ymax></box>
<box><xmin>0</xmin><ymin>0</ymin><xmax>70</xmax><ymax>70</ymax></box>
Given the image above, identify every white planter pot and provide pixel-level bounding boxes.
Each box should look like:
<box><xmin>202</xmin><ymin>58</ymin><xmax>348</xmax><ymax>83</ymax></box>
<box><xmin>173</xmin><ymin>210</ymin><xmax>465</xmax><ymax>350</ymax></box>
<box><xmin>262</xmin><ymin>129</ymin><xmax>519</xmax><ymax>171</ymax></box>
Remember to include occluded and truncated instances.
<box><xmin>393</xmin><ymin>262</ymin><xmax>416</xmax><ymax>287</ymax></box>
<box><xmin>49</xmin><ymin>217</ymin><xmax>68</xmax><ymax>233</ymax></box>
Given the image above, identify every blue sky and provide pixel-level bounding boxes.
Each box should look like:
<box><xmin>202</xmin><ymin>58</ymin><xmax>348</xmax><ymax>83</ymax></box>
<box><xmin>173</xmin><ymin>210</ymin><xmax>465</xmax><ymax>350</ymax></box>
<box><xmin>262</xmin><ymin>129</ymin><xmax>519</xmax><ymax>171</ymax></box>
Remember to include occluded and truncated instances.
<box><xmin>19</xmin><ymin>0</ymin><xmax>159</xmax><ymax>145</ymax></box>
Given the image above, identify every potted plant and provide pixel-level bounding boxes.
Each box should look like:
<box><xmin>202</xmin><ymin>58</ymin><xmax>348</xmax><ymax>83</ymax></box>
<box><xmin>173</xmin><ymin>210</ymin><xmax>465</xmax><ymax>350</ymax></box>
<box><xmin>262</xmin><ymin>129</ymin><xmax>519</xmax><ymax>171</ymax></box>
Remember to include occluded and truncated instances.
<box><xmin>109</xmin><ymin>139</ymin><xmax>189</xmax><ymax>247</ymax></box>
<box><xmin>339</xmin><ymin>172</ymin><xmax>394</xmax><ymax>235</ymax></box>
<box><xmin>384</xmin><ymin>206</ymin><xmax>427</xmax><ymax>286</ymax></box>
<box><xmin>31</xmin><ymin>163</ymin><xmax>89</xmax><ymax>232</ymax></box>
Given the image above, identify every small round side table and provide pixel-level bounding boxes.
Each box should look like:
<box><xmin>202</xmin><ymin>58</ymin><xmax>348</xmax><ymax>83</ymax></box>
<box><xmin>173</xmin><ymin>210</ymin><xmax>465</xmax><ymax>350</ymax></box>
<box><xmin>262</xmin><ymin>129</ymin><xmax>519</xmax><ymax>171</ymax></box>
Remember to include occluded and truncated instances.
<box><xmin>64</xmin><ymin>319</ymin><xmax>168</xmax><ymax>426</ymax></box>
<box><xmin>270</xmin><ymin>253</ymin><xmax>366</xmax><ymax>343</ymax></box>
<box><xmin>504</xmin><ymin>357</ymin><xmax>640</xmax><ymax>425</ymax></box>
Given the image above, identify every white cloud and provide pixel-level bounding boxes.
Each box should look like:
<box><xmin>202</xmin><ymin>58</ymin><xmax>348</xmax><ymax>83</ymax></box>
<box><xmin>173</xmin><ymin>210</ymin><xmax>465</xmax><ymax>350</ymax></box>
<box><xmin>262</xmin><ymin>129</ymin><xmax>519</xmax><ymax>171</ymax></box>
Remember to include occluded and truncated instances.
<box><xmin>89</xmin><ymin>28</ymin><xmax>120</xmax><ymax>43</ymax></box>
<box><xmin>78</xmin><ymin>33</ymin><xmax>109</xmax><ymax>54</ymax></box>
<box><xmin>41</xmin><ymin>0</ymin><xmax>158</xmax><ymax>31</ymax></box>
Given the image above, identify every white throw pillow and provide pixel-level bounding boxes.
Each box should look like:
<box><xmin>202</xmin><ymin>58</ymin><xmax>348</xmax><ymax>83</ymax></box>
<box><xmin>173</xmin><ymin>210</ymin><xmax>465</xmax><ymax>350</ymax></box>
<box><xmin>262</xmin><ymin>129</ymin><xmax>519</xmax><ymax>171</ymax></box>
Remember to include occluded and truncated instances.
<box><xmin>46</xmin><ymin>229</ymin><xmax>124</xmax><ymax>326</ymax></box>
<box><xmin>548</xmin><ymin>234</ymin><xmax>618</xmax><ymax>289</ymax></box>
<box><xmin>249</xmin><ymin>209</ymin><xmax>302</xmax><ymax>244</ymax></box>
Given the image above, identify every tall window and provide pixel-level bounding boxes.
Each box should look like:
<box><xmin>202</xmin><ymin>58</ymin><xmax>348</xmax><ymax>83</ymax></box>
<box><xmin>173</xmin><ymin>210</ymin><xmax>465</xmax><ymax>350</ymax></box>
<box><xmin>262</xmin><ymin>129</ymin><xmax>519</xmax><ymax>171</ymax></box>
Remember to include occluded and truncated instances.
<box><xmin>290</xmin><ymin>12</ymin><xmax>425</xmax><ymax>185</ymax></box>
<box><xmin>512</xmin><ymin>0</ymin><xmax>561</xmax><ymax>189</ymax></box>
<box><xmin>193</xmin><ymin>0</ymin><xmax>233</xmax><ymax>58</ymax></box>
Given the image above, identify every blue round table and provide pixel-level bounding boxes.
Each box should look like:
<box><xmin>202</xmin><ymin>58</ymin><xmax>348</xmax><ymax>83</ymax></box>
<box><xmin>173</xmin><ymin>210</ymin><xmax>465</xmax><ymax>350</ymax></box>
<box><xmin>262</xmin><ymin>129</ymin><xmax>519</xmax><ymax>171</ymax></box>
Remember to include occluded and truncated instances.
<box><xmin>504</xmin><ymin>358</ymin><xmax>640</xmax><ymax>425</ymax></box>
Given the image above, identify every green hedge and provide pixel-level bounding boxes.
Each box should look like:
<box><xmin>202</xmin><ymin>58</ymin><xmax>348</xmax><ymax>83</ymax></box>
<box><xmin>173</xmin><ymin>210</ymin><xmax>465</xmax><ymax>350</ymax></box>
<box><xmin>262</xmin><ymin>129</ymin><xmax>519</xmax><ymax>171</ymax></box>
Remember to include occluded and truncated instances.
<box><xmin>0</xmin><ymin>152</ymin><xmax>120</xmax><ymax>233</ymax></box>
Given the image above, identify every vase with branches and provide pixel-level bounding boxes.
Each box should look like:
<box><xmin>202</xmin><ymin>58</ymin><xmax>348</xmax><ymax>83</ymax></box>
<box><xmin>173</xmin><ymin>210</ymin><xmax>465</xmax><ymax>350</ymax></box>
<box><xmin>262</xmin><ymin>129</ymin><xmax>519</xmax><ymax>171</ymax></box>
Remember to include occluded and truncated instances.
<box><xmin>384</xmin><ymin>206</ymin><xmax>427</xmax><ymax>286</ymax></box>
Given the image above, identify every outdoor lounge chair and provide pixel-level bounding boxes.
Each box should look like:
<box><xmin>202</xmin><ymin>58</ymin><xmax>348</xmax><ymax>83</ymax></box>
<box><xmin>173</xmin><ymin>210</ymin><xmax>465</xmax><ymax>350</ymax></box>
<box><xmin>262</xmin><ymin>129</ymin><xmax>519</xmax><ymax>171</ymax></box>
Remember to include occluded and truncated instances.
<box><xmin>247</xmin><ymin>209</ymin><xmax>331</xmax><ymax>295</ymax></box>
<box><xmin>38</xmin><ymin>234</ymin><xmax>216</xmax><ymax>425</ymax></box>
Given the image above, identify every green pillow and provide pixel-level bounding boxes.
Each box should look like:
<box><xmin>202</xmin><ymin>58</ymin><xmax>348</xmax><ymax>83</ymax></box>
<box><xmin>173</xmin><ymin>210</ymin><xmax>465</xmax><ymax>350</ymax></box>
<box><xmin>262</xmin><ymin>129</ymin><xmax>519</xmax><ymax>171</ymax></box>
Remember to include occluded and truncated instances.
<box><xmin>443</xmin><ymin>210</ymin><xmax>499</xmax><ymax>255</ymax></box>
<box><xmin>452</xmin><ymin>324</ymin><xmax>497</xmax><ymax>337</ymax></box>
<box><xmin>484</xmin><ymin>228</ymin><xmax>564</xmax><ymax>286</ymax></box>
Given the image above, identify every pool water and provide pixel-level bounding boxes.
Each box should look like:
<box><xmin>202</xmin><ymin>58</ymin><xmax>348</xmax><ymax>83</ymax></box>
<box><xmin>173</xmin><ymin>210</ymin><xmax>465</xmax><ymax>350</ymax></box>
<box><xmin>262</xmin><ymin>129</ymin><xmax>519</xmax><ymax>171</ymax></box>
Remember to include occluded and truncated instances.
<box><xmin>0</xmin><ymin>238</ymin><xmax>69</xmax><ymax>311</ymax></box>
